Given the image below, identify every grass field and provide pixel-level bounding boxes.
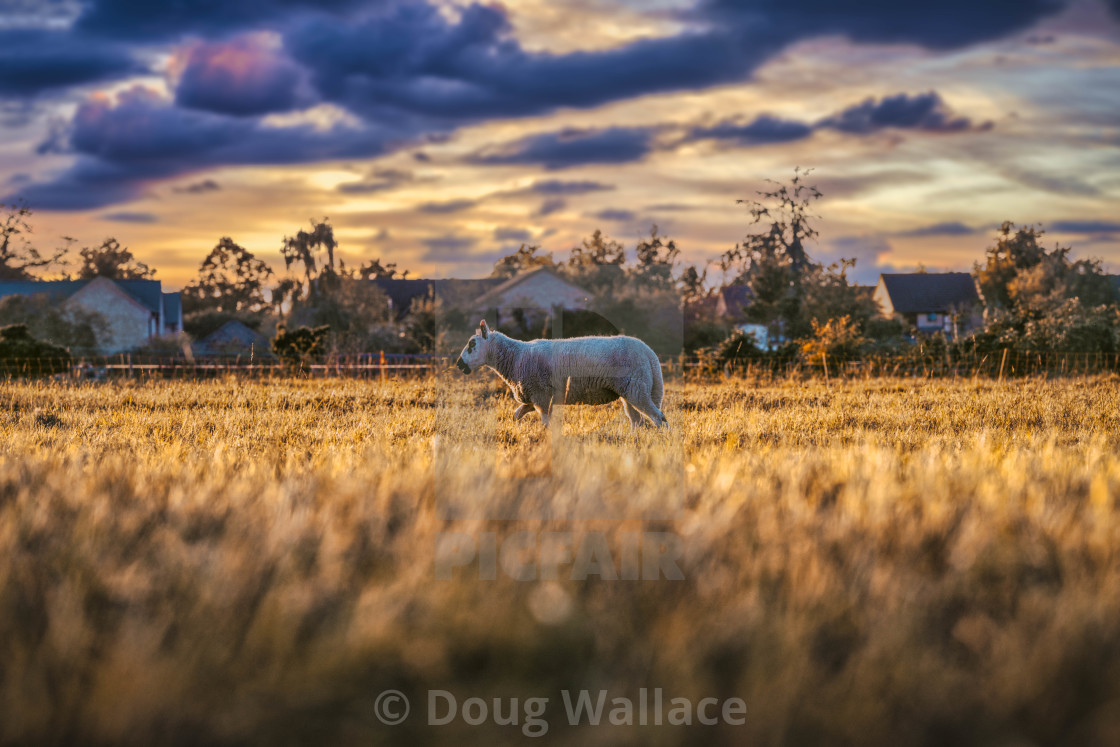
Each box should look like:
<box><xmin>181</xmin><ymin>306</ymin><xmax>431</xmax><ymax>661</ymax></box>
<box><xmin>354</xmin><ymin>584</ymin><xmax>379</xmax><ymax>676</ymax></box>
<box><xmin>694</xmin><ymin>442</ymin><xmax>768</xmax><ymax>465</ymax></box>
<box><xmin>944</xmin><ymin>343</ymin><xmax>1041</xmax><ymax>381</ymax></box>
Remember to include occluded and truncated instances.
<box><xmin>2</xmin><ymin>374</ymin><xmax>1119</xmax><ymax>745</ymax></box>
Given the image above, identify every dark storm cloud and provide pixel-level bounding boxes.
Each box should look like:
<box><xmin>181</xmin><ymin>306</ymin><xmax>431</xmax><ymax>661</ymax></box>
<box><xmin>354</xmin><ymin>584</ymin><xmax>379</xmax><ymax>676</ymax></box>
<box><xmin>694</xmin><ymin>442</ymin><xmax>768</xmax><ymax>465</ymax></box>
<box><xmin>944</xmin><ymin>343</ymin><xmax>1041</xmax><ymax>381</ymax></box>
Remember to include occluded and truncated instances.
<box><xmin>74</xmin><ymin>0</ymin><xmax>370</xmax><ymax>40</ymax></box>
<box><xmin>469</xmin><ymin>127</ymin><xmax>657</xmax><ymax>169</ymax></box>
<box><xmin>6</xmin><ymin>0</ymin><xmax>1074</xmax><ymax>210</ymax></box>
<box><xmin>173</xmin><ymin>36</ymin><xmax>307</xmax><ymax>116</ymax></box>
<box><xmin>6</xmin><ymin>86</ymin><xmax>397</xmax><ymax>209</ymax></box>
<box><xmin>898</xmin><ymin>221</ymin><xmax>980</xmax><ymax>237</ymax></box>
<box><xmin>284</xmin><ymin>3</ymin><xmax>780</xmax><ymax>125</ymax></box>
<box><xmin>818</xmin><ymin>92</ymin><xmax>989</xmax><ymax>134</ymax></box>
<box><xmin>683</xmin><ymin>114</ymin><xmax>813</xmax><ymax>145</ymax></box>
<box><xmin>697</xmin><ymin>0</ymin><xmax>1067</xmax><ymax>51</ymax></box>
<box><xmin>1051</xmin><ymin>220</ymin><xmax>1120</xmax><ymax>233</ymax></box>
<box><xmin>0</xmin><ymin>29</ymin><xmax>143</xmax><ymax>96</ymax></box>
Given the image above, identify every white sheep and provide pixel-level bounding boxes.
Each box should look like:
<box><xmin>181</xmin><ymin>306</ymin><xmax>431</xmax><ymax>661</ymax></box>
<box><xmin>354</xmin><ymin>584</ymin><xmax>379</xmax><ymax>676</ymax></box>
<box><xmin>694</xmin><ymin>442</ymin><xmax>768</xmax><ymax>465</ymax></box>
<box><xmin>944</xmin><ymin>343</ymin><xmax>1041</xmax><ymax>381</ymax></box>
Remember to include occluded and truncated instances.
<box><xmin>455</xmin><ymin>320</ymin><xmax>667</xmax><ymax>428</ymax></box>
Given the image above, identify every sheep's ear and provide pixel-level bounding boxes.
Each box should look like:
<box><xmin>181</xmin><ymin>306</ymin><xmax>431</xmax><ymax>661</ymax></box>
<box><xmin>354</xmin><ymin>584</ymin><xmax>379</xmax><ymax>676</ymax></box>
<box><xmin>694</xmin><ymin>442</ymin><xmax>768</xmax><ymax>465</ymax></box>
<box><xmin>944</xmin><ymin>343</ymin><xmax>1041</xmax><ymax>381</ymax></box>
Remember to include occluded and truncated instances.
<box><xmin>479</xmin><ymin>320</ymin><xmax>489</xmax><ymax>339</ymax></box>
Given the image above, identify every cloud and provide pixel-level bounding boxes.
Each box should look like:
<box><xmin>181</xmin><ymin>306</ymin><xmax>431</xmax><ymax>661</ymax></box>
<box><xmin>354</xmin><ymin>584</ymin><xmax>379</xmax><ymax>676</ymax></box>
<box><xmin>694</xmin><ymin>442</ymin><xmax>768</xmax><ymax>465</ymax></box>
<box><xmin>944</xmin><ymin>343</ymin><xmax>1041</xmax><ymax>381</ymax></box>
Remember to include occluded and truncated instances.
<box><xmin>494</xmin><ymin>227</ymin><xmax>533</xmax><ymax>243</ymax></box>
<box><xmin>0</xmin><ymin>29</ymin><xmax>142</xmax><ymax>96</ymax></box>
<box><xmin>417</xmin><ymin>198</ymin><xmax>476</xmax><ymax>214</ymax></box>
<box><xmin>1051</xmin><ymin>220</ymin><xmax>1120</xmax><ymax>233</ymax></box>
<box><xmin>590</xmin><ymin>208</ymin><xmax>637</xmax><ymax>223</ymax></box>
<box><xmin>285</xmin><ymin>3</ymin><xmax>779</xmax><ymax>127</ymax></box>
<box><xmin>469</xmin><ymin>127</ymin><xmax>657</xmax><ymax>169</ymax></box>
<box><xmin>75</xmin><ymin>0</ymin><xmax>369</xmax><ymax>40</ymax></box>
<box><xmin>818</xmin><ymin>92</ymin><xmax>990</xmax><ymax>134</ymax></box>
<box><xmin>421</xmin><ymin>233</ymin><xmax>477</xmax><ymax>260</ymax></box>
<box><xmin>336</xmin><ymin>168</ymin><xmax>416</xmax><ymax>194</ymax></box>
<box><xmin>535</xmin><ymin>198</ymin><xmax>566</xmax><ymax>217</ymax></box>
<box><xmin>6</xmin><ymin>86</ymin><xmax>398</xmax><ymax>209</ymax></box>
<box><xmin>682</xmin><ymin>93</ymin><xmax>987</xmax><ymax>150</ymax></box>
<box><xmin>100</xmin><ymin>210</ymin><xmax>158</xmax><ymax>223</ymax></box>
<box><xmin>820</xmin><ymin>234</ymin><xmax>895</xmax><ymax>284</ymax></box>
<box><xmin>172</xmin><ymin>178</ymin><xmax>221</xmax><ymax>194</ymax></box>
<box><xmin>697</xmin><ymin>0</ymin><xmax>1068</xmax><ymax>51</ymax></box>
<box><xmin>684</xmin><ymin>114</ymin><xmax>813</xmax><ymax>146</ymax></box>
<box><xmin>898</xmin><ymin>221</ymin><xmax>980</xmax><ymax>237</ymax></box>
<box><xmin>517</xmin><ymin>179</ymin><xmax>615</xmax><ymax>196</ymax></box>
<box><xmin>172</xmin><ymin>35</ymin><xmax>308</xmax><ymax>116</ymax></box>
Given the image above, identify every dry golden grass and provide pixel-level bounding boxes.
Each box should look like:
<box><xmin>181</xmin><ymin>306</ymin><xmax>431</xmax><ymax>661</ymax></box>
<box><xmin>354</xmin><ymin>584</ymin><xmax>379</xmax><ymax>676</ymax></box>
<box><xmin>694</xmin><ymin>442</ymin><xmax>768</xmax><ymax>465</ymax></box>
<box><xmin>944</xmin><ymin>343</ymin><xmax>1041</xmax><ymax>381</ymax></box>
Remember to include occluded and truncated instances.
<box><xmin>1</xmin><ymin>374</ymin><xmax>1119</xmax><ymax>745</ymax></box>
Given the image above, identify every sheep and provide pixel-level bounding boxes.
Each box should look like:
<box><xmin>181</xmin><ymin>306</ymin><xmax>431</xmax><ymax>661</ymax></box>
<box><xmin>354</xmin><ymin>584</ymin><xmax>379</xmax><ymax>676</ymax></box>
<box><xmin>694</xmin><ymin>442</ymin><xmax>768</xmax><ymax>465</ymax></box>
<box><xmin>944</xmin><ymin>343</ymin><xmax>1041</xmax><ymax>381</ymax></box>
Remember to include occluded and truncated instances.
<box><xmin>455</xmin><ymin>320</ymin><xmax>667</xmax><ymax>429</ymax></box>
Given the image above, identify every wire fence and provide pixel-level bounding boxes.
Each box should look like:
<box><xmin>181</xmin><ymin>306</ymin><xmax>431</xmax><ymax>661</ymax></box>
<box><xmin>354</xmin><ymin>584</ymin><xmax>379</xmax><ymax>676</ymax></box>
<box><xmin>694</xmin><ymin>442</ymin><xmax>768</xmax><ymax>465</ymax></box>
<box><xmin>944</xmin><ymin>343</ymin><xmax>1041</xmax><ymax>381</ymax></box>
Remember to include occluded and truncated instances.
<box><xmin>2</xmin><ymin>348</ymin><xmax>1119</xmax><ymax>382</ymax></box>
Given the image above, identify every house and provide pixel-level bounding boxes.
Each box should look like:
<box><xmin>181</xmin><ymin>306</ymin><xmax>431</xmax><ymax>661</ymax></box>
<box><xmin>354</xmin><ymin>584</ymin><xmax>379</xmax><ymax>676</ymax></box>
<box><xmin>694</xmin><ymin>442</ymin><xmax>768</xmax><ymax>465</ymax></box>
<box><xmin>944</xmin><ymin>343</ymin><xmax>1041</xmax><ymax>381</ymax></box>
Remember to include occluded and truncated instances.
<box><xmin>193</xmin><ymin>320</ymin><xmax>271</xmax><ymax>357</ymax></box>
<box><xmin>874</xmin><ymin>272</ymin><xmax>981</xmax><ymax>337</ymax></box>
<box><xmin>372</xmin><ymin>277</ymin><xmax>504</xmax><ymax>321</ymax></box>
<box><xmin>714</xmin><ymin>285</ymin><xmax>754</xmax><ymax>322</ymax></box>
<box><xmin>373</xmin><ymin>268</ymin><xmax>591</xmax><ymax>325</ymax></box>
<box><xmin>0</xmin><ymin>278</ymin><xmax>182</xmax><ymax>353</ymax></box>
<box><xmin>473</xmin><ymin>267</ymin><xmax>591</xmax><ymax>325</ymax></box>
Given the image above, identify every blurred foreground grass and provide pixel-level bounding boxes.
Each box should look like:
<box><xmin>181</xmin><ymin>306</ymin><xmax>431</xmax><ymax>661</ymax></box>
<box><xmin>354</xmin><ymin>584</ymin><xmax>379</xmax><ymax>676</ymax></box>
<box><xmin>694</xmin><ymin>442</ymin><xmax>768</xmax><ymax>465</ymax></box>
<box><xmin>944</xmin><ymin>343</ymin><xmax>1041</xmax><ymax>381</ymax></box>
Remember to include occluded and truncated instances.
<box><xmin>1</xmin><ymin>375</ymin><xmax>1119</xmax><ymax>745</ymax></box>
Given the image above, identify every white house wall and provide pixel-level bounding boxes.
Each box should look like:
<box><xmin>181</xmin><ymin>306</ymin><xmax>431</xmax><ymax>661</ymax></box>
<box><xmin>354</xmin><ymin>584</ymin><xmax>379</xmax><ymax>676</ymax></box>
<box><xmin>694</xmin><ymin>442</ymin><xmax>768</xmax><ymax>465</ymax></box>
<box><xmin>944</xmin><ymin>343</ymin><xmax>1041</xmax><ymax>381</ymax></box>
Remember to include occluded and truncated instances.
<box><xmin>65</xmin><ymin>278</ymin><xmax>153</xmax><ymax>353</ymax></box>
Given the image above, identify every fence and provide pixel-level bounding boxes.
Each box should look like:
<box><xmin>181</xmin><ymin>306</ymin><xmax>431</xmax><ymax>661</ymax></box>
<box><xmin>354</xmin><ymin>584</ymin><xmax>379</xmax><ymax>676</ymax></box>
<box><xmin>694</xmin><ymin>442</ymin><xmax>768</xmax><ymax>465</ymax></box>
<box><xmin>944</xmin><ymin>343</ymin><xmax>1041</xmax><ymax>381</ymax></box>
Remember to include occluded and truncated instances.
<box><xmin>690</xmin><ymin>349</ymin><xmax>1120</xmax><ymax>381</ymax></box>
<box><xmin>2</xmin><ymin>349</ymin><xmax>1119</xmax><ymax>382</ymax></box>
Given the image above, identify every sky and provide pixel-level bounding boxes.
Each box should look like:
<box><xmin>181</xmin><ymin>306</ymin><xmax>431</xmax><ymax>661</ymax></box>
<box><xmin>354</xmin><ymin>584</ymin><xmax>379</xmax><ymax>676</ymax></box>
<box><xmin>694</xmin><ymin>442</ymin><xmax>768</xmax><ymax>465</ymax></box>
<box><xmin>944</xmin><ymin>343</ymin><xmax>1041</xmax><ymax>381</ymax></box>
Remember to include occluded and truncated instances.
<box><xmin>1</xmin><ymin>0</ymin><xmax>1119</xmax><ymax>289</ymax></box>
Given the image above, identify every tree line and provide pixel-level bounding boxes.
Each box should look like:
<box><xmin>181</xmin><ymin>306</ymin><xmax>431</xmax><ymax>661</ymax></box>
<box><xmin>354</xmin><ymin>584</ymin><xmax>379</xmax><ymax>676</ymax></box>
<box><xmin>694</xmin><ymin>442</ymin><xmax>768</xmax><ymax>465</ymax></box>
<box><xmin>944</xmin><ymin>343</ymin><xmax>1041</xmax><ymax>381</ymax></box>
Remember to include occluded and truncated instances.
<box><xmin>3</xmin><ymin>163</ymin><xmax>1119</xmax><ymax>366</ymax></box>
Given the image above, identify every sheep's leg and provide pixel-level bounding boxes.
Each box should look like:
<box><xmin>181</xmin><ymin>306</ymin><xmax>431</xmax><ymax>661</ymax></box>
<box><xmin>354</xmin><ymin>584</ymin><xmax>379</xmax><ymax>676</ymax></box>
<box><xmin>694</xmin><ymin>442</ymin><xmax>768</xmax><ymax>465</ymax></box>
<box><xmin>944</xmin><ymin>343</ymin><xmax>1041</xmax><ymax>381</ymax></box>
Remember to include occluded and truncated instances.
<box><xmin>513</xmin><ymin>403</ymin><xmax>533</xmax><ymax>421</ymax></box>
<box><xmin>621</xmin><ymin>400</ymin><xmax>645</xmax><ymax>429</ymax></box>
<box><xmin>625</xmin><ymin>393</ymin><xmax>668</xmax><ymax>429</ymax></box>
<box><xmin>534</xmin><ymin>403</ymin><xmax>551</xmax><ymax>428</ymax></box>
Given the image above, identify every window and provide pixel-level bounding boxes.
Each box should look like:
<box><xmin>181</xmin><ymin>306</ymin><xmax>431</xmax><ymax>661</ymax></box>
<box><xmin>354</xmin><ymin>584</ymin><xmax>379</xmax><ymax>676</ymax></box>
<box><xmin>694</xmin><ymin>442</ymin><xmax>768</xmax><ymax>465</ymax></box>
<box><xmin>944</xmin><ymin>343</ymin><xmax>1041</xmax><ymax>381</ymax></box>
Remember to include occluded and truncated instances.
<box><xmin>926</xmin><ymin>313</ymin><xmax>938</xmax><ymax>322</ymax></box>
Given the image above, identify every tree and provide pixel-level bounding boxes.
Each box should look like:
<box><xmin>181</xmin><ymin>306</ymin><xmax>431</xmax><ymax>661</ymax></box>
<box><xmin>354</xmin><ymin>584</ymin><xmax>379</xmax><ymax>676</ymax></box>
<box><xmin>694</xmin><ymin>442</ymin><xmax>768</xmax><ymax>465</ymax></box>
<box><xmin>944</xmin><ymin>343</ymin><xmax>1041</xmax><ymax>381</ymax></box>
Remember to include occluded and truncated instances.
<box><xmin>359</xmin><ymin>258</ymin><xmax>408</xmax><ymax>280</ymax></box>
<box><xmin>568</xmin><ymin>229</ymin><xmax>625</xmax><ymax>269</ymax></box>
<box><xmin>677</xmin><ymin>264</ymin><xmax>708</xmax><ymax>307</ymax></box>
<box><xmin>631</xmin><ymin>225</ymin><xmax>680</xmax><ymax>289</ymax></box>
<box><xmin>0</xmin><ymin>293</ymin><xmax>105</xmax><ymax>351</ymax></box>
<box><xmin>0</xmin><ymin>203</ymin><xmax>66</xmax><ymax>279</ymax></box>
<box><xmin>280</xmin><ymin>218</ymin><xmax>338</xmax><ymax>298</ymax></box>
<box><xmin>0</xmin><ymin>324</ymin><xmax>71</xmax><ymax>376</ymax></box>
<box><xmin>491</xmin><ymin>244</ymin><xmax>555</xmax><ymax>279</ymax></box>
<box><xmin>720</xmin><ymin>168</ymin><xmax>824</xmax><ymax>339</ymax></box>
<box><xmin>801</xmin><ymin>259</ymin><xmax>879</xmax><ymax>330</ymax></box>
<box><xmin>566</xmin><ymin>229</ymin><xmax>625</xmax><ymax>292</ymax></box>
<box><xmin>723</xmin><ymin>166</ymin><xmax>821</xmax><ymax>281</ymax></box>
<box><xmin>77</xmin><ymin>238</ymin><xmax>155</xmax><ymax>279</ymax></box>
<box><xmin>975</xmin><ymin>222</ymin><xmax>1116</xmax><ymax>314</ymax></box>
<box><xmin>272</xmin><ymin>324</ymin><xmax>330</xmax><ymax>366</ymax></box>
<box><xmin>181</xmin><ymin>237</ymin><xmax>273</xmax><ymax>314</ymax></box>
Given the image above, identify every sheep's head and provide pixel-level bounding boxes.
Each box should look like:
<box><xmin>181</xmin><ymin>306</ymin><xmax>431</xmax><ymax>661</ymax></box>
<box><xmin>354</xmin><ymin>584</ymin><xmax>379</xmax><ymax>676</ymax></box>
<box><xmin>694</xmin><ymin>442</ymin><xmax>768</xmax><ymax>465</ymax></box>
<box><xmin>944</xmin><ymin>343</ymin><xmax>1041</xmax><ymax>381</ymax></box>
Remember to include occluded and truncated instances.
<box><xmin>455</xmin><ymin>320</ymin><xmax>491</xmax><ymax>374</ymax></box>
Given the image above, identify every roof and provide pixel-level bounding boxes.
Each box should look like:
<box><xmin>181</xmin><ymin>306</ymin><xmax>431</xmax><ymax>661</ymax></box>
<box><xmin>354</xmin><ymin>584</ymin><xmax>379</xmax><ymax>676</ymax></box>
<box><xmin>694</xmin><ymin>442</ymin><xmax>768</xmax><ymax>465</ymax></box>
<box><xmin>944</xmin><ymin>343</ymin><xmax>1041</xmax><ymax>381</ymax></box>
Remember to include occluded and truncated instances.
<box><xmin>197</xmin><ymin>320</ymin><xmax>270</xmax><ymax>350</ymax></box>
<box><xmin>473</xmin><ymin>267</ymin><xmax>588</xmax><ymax>308</ymax></box>
<box><xmin>0</xmin><ymin>279</ymin><xmax>87</xmax><ymax>304</ymax></box>
<box><xmin>372</xmin><ymin>276</ymin><xmax>505</xmax><ymax>319</ymax></box>
<box><xmin>717</xmin><ymin>284</ymin><xmax>754</xmax><ymax>319</ymax></box>
<box><xmin>162</xmin><ymin>292</ymin><xmax>181</xmax><ymax>323</ymax></box>
<box><xmin>0</xmin><ymin>278</ymin><xmax>165</xmax><ymax>314</ymax></box>
<box><xmin>878</xmin><ymin>272</ymin><xmax>979</xmax><ymax>314</ymax></box>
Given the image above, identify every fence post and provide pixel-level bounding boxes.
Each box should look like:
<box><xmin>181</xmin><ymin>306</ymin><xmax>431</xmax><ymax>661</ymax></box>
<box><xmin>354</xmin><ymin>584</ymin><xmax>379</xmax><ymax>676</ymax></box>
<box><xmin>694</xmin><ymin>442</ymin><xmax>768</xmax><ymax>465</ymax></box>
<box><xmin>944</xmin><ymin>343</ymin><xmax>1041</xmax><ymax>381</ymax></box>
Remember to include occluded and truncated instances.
<box><xmin>998</xmin><ymin>348</ymin><xmax>1008</xmax><ymax>382</ymax></box>
<box><xmin>379</xmin><ymin>350</ymin><xmax>386</xmax><ymax>384</ymax></box>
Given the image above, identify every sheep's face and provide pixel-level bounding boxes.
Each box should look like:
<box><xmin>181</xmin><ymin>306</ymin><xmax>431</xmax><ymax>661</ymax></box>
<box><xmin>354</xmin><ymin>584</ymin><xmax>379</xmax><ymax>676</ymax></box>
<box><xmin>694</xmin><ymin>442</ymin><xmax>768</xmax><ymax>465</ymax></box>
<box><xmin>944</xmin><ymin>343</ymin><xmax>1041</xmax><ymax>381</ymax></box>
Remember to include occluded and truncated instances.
<box><xmin>455</xmin><ymin>320</ymin><xmax>491</xmax><ymax>374</ymax></box>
